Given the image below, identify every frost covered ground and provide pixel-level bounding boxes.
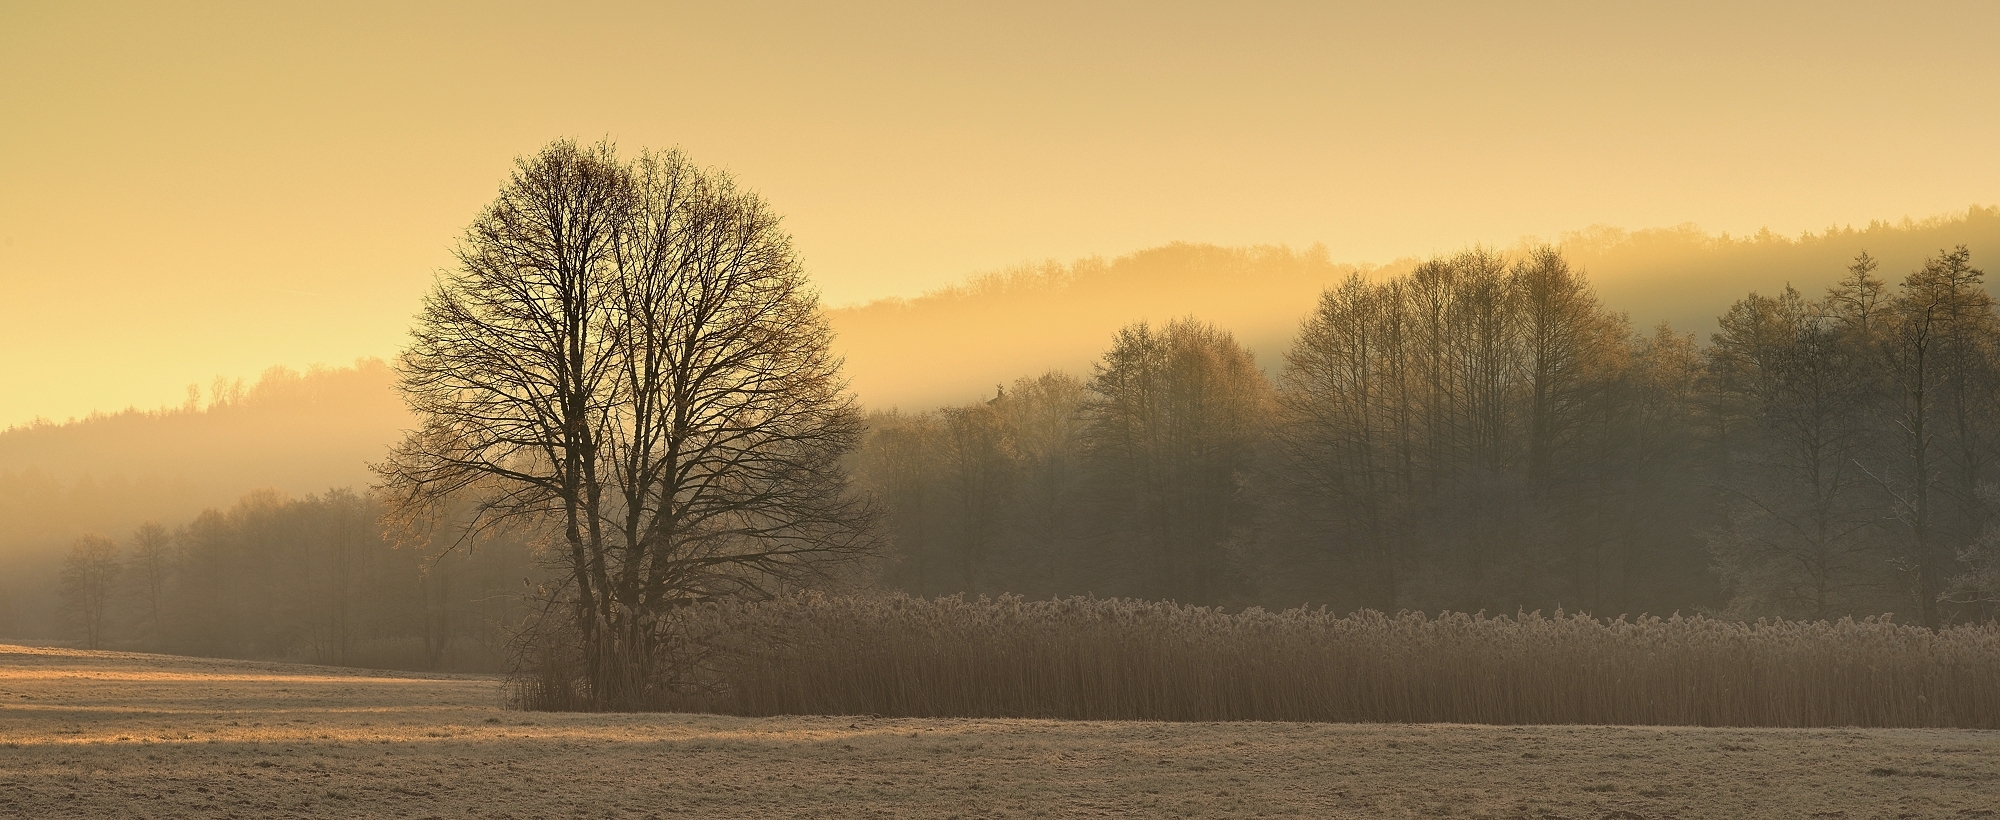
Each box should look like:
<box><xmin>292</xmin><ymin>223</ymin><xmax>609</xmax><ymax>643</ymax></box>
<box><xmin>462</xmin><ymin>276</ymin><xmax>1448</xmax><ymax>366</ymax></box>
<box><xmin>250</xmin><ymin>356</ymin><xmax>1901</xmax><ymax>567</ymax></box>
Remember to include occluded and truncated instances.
<box><xmin>1</xmin><ymin>643</ymin><xmax>1997</xmax><ymax>819</ymax></box>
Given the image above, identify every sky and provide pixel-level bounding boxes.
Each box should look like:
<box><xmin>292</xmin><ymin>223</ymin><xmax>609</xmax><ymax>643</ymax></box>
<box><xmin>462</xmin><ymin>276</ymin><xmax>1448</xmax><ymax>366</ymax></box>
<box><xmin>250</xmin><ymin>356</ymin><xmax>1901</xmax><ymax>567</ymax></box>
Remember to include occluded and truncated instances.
<box><xmin>3</xmin><ymin>1</ymin><xmax>1998</xmax><ymax>428</ymax></box>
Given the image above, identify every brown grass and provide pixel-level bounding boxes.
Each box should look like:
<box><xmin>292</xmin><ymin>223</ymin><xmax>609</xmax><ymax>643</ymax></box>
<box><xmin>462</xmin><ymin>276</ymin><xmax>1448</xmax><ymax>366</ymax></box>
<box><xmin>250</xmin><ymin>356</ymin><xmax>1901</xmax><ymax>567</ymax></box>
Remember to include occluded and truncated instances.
<box><xmin>6</xmin><ymin>644</ymin><xmax>2000</xmax><ymax>819</ymax></box>
<box><xmin>655</xmin><ymin>594</ymin><xmax>2000</xmax><ymax>728</ymax></box>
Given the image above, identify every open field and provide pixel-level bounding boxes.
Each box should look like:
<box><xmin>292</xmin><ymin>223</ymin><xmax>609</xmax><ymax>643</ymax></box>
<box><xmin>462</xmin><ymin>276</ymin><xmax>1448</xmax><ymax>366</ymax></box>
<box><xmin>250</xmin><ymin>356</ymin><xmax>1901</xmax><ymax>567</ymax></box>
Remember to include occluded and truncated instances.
<box><xmin>2</xmin><ymin>644</ymin><xmax>1998</xmax><ymax>819</ymax></box>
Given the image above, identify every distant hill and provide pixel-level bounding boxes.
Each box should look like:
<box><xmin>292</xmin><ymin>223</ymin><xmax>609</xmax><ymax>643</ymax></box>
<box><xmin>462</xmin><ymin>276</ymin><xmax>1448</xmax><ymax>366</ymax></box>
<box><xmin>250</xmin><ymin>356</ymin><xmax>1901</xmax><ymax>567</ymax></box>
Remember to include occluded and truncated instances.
<box><xmin>0</xmin><ymin>361</ymin><xmax>409</xmax><ymax>636</ymax></box>
<box><xmin>1568</xmin><ymin>206</ymin><xmax>2000</xmax><ymax>337</ymax></box>
<box><xmin>826</xmin><ymin>243</ymin><xmax>1387</xmax><ymax>412</ymax></box>
<box><xmin>826</xmin><ymin>206</ymin><xmax>2000</xmax><ymax>411</ymax></box>
<box><xmin>0</xmin><ymin>360</ymin><xmax>406</xmax><ymax>489</ymax></box>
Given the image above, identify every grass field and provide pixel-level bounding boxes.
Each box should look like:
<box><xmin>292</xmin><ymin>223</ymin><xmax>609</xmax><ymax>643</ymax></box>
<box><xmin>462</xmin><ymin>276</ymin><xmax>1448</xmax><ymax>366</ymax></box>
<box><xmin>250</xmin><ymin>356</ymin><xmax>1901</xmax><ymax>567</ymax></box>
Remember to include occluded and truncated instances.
<box><xmin>2</xmin><ymin>644</ymin><xmax>1997</xmax><ymax>819</ymax></box>
<box><xmin>658</xmin><ymin>596</ymin><xmax>2000</xmax><ymax>727</ymax></box>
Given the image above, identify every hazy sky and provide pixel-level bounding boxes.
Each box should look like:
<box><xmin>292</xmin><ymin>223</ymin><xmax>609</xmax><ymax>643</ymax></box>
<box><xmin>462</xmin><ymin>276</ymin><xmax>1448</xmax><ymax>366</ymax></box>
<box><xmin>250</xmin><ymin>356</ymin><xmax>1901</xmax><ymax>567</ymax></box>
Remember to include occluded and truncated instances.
<box><xmin>3</xmin><ymin>1</ymin><xmax>1997</xmax><ymax>427</ymax></box>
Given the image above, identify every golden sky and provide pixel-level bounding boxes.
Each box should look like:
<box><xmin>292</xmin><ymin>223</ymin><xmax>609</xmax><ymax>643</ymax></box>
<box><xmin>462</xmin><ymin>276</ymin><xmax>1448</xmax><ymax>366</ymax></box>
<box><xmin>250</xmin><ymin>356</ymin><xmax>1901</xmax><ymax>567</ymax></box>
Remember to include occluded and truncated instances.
<box><xmin>3</xmin><ymin>1</ymin><xmax>1997</xmax><ymax>428</ymax></box>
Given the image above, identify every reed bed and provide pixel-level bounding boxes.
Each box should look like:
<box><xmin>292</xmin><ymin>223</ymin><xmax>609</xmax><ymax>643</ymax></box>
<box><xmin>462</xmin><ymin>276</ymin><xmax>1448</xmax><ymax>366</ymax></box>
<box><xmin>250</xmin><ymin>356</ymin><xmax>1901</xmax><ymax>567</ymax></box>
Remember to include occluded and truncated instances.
<box><xmin>655</xmin><ymin>593</ymin><xmax>2000</xmax><ymax>728</ymax></box>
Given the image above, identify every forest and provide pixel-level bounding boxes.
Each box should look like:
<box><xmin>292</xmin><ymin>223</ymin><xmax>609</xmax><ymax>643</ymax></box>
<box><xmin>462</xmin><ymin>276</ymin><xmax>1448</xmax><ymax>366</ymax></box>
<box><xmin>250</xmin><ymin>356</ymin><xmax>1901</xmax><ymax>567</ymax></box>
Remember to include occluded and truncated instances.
<box><xmin>829</xmin><ymin>207</ymin><xmax>2000</xmax><ymax>412</ymax></box>
<box><xmin>21</xmin><ymin>239</ymin><xmax>1999</xmax><ymax>678</ymax></box>
<box><xmin>861</xmin><ymin>245</ymin><xmax>2000</xmax><ymax>631</ymax></box>
<box><xmin>50</xmin><ymin>491</ymin><xmax>533</xmax><ymax>670</ymax></box>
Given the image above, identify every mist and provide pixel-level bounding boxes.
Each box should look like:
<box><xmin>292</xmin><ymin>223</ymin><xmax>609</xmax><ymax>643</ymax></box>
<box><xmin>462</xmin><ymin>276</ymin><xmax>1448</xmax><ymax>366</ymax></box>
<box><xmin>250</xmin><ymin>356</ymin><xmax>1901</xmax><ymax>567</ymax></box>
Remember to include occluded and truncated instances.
<box><xmin>12</xmin><ymin>6</ymin><xmax>2000</xmax><ymax>815</ymax></box>
<box><xmin>836</xmin><ymin>206</ymin><xmax>2000</xmax><ymax>413</ymax></box>
<box><xmin>0</xmin><ymin>361</ymin><xmax>409</xmax><ymax>636</ymax></box>
<box><xmin>9</xmin><ymin>207</ymin><xmax>2000</xmax><ymax>647</ymax></box>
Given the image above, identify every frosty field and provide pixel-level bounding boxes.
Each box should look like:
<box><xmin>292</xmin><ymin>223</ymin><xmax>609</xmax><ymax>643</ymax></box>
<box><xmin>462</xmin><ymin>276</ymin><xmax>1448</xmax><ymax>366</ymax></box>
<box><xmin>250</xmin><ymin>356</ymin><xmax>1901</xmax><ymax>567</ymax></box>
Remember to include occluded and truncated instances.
<box><xmin>1</xmin><ymin>644</ymin><xmax>1996</xmax><ymax>819</ymax></box>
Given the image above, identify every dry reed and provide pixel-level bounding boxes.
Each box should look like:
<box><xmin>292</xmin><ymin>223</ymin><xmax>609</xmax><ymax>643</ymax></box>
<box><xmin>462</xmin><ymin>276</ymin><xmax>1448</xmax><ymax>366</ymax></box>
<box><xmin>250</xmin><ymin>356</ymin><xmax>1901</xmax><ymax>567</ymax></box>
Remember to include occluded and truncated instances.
<box><xmin>650</xmin><ymin>593</ymin><xmax>2000</xmax><ymax>727</ymax></box>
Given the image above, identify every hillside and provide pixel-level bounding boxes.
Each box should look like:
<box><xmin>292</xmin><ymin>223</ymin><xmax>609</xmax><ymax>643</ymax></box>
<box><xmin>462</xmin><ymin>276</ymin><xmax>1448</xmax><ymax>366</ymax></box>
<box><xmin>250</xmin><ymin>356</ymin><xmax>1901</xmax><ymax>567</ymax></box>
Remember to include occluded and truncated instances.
<box><xmin>829</xmin><ymin>206</ymin><xmax>2000</xmax><ymax>410</ymax></box>
<box><xmin>1572</xmin><ymin>207</ymin><xmax>2000</xmax><ymax>337</ymax></box>
<box><xmin>0</xmin><ymin>361</ymin><xmax>409</xmax><ymax>635</ymax></box>
<box><xmin>827</xmin><ymin>243</ymin><xmax>1379</xmax><ymax>411</ymax></box>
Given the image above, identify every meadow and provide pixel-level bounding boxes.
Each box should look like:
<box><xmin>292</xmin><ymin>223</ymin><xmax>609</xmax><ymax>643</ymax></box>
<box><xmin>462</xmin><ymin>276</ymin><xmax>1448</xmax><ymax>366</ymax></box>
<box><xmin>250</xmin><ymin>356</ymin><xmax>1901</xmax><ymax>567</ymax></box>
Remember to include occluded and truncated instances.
<box><xmin>5</xmin><ymin>642</ymin><xmax>1999</xmax><ymax>819</ymax></box>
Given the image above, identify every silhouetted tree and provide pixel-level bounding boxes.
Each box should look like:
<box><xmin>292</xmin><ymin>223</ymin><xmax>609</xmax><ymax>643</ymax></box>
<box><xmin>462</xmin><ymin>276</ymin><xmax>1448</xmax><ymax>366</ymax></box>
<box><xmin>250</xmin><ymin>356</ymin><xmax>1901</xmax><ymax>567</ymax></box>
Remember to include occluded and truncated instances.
<box><xmin>1274</xmin><ymin>273</ymin><xmax>1408</xmax><ymax>609</ymax></box>
<box><xmin>846</xmin><ymin>244</ymin><xmax>1995</xmax><ymax>626</ymax></box>
<box><xmin>1515</xmin><ymin>247</ymin><xmax>1626</xmax><ymax>497</ymax></box>
<box><xmin>1873</xmin><ymin>247</ymin><xmax>1998</xmax><ymax>627</ymax></box>
<box><xmin>1002</xmin><ymin>371</ymin><xmax>1089</xmax><ymax>596</ymax></box>
<box><xmin>1082</xmin><ymin>318</ymin><xmax>1268</xmax><ymax>603</ymax></box>
<box><xmin>1266</xmin><ymin>247</ymin><xmax>1715</xmax><ymax>614</ymax></box>
<box><xmin>937</xmin><ymin>400</ymin><xmax>1014</xmax><ymax>593</ymax></box>
<box><xmin>1705</xmin><ymin>283</ymin><xmax>1891</xmax><ymax>619</ymax></box>
<box><xmin>60</xmin><ymin>534</ymin><xmax>120</xmax><ymax>649</ymax></box>
<box><xmin>857</xmin><ymin>410</ymin><xmax>948</xmax><ymax>593</ymax></box>
<box><xmin>124</xmin><ymin>521</ymin><xmax>174</xmax><ymax>643</ymax></box>
<box><xmin>378</xmin><ymin>140</ymin><xmax>875</xmax><ymax>708</ymax></box>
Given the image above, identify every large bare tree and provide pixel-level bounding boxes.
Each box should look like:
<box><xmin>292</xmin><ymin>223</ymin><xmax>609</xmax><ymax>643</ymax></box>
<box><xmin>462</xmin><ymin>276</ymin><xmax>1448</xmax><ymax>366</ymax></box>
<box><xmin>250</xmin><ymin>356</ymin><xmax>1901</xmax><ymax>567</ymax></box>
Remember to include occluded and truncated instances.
<box><xmin>378</xmin><ymin>140</ymin><xmax>875</xmax><ymax>709</ymax></box>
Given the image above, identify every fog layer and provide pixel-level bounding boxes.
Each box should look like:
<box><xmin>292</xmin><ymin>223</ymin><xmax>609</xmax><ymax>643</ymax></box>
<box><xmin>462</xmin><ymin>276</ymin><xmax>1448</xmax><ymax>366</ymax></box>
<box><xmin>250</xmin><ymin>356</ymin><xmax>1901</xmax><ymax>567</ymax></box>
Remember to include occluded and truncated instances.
<box><xmin>834</xmin><ymin>207</ymin><xmax>2000</xmax><ymax>412</ymax></box>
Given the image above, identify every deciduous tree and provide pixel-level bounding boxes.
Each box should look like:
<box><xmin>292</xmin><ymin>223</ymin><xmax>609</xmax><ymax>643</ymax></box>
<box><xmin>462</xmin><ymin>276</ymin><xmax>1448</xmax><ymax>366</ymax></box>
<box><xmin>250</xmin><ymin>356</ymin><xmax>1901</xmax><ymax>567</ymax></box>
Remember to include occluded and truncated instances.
<box><xmin>1083</xmin><ymin>318</ymin><xmax>1268</xmax><ymax>604</ymax></box>
<box><xmin>378</xmin><ymin>140</ymin><xmax>875</xmax><ymax>708</ymax></box>
<box><xmin>60</xmin><ymin>534</ymin><xmax>120</xmax><ymax>650</ymax></box>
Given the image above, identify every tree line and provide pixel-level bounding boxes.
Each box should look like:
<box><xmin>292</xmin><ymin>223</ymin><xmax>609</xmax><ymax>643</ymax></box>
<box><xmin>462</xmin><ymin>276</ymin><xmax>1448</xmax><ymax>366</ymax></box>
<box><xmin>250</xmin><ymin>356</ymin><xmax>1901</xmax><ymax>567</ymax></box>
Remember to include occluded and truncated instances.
<box><xmin>56</xmin><ymin>489</ymin><xmax>532</xmax><ymax>669</ymax></box>
<box><xmin>35</xmin><ymin>138</ymin><xmax>1997</xmax><ymax>710</ymax></box>
<box><xmin>857</xmin><ymin>245</ymin><xmax>2000</xmax><ymax>627</ymax></box>
<box><xmin>45</xmin><ymin>242</ymin><xmax>2000</xmax><ymax>671</ymax></box>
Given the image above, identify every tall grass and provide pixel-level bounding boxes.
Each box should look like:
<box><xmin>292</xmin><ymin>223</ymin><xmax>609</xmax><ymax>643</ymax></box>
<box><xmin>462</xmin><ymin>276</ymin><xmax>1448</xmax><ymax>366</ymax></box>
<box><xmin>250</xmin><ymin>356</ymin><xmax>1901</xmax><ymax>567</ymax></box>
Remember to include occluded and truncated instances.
<box><xmin>648</xmin><ymin>593</ymin><xmax>2000</xmax><ymax>728</ymax></box>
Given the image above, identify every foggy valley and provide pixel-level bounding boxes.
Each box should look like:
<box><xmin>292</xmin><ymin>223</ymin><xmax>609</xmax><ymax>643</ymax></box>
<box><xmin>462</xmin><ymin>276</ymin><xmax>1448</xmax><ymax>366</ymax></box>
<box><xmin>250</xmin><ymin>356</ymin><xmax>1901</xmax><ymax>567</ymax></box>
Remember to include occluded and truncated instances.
<box><xmin>8</xmin><ymin>3</ymin><xmax>2000</xmax><ymax>818</ymax></box>
<box><xmin>10</xmin><ymin>210</ymin><xmax>2000</xmax><ymax>814</ymax></box>
<box><xmin>7</xmin><ymin>209</ymin><xmax>2000</xmax><ymax>640</ymax></box>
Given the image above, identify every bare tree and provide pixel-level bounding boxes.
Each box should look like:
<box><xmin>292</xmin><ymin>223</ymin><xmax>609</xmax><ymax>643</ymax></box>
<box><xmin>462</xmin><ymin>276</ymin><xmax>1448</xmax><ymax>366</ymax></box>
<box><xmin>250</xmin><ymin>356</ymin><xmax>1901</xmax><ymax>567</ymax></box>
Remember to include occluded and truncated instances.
<box><xmin>1083</xmin><ymin>318</ymin><xmax>1269</xmax><ymax>604</ymax></box>
<box><xmin>377</xmin><ymin>140</ymin><xmax>875</xmax><ymax>708</ymax></box>
<box><xmin>1267</xmin><ymin>248</ymin><xmax>1691</xmax><ymax>614</ymax></box>
<box><xmin>1002</xmin><ymin>371</ymin><xmax>1089</xmax><ymax>595</ymax></box>
<box><xmin>1706</xmin><ymin>284</ymin><xmax>1891</xmax><ymax>619</ymax></box>
<box><xmin>1275</xmin><ymin>273</ymin><xmax>1405</xmax><ymax>609</ymax></box>
<box><xmin>1875</xmin><ymin>246</ymin><xmax>1997</xmax><ymax>627</ymax></box>
<box><xmin>125</xmin><ymin>521</ymin><xmax>174</xmax><ymax>645</ymax></box>
<box><xmin>937</xmin><ymin>400</ymin><xmax>1014</xmax><ymax>593</ymax></box>
<box><xmin>1513</xmin><ymin>247</ymin><xmax>1623</xmax><ymax>496</ymax></box>
<box><xmin>856</xmin><ymin>410</ymin><xmax>947</xmax><ymax>593</ymax></box>
<box><xmin>308</xmin><ymin>489</ymin><xmax>375</xmax><ymax>666</ymax></box>
<box><xmin>60</xmin><ymin>534</ymin><xmax>121</xmax><ymax>650</ymax></box>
